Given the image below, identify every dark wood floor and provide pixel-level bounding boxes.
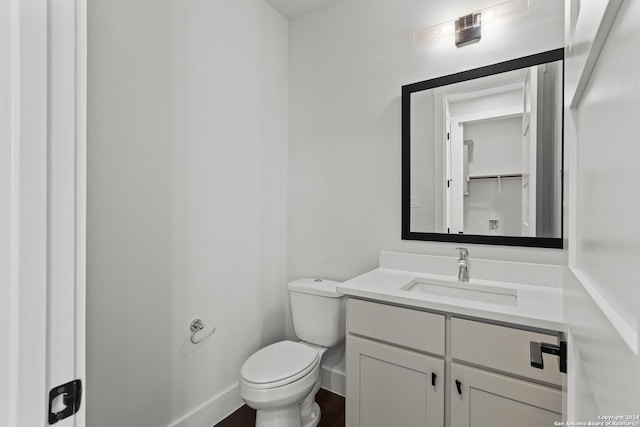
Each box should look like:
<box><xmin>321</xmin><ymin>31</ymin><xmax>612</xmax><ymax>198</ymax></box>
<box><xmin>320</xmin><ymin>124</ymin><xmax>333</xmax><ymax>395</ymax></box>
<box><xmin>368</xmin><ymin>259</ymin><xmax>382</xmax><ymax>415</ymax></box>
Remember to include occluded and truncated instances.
<box><xmin>214</xmin><ymin>388</ymin><xmax>345</xmax><ymax>427</ymax></box>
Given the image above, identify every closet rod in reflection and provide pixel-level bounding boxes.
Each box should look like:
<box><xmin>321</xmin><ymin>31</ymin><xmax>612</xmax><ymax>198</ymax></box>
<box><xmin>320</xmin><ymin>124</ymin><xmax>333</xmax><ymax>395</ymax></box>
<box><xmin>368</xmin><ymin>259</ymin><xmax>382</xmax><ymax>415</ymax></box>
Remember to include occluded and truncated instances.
<box><xmin>466</xmin><ymin>173</ymin><xmax>523</xmax><ymax>181</ymax></box>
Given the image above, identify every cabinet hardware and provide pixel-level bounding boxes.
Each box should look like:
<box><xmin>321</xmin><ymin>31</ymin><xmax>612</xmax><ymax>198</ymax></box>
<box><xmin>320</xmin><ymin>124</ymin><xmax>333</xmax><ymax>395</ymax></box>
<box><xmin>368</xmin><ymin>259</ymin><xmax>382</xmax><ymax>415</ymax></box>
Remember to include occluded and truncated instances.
<box><xmin>455</xmin><ymin>379</ymin><xmax>462</xmax><ymax>395</ymax></box>
<box><xmin>530</xmin><ymin>340</ymin><xmax>567</xmax><ymax>373</ymax></box>
<box><xmin>432</xmin><ymin>372</ymin><xmax>437</xmax><ymax>386</ymax></box>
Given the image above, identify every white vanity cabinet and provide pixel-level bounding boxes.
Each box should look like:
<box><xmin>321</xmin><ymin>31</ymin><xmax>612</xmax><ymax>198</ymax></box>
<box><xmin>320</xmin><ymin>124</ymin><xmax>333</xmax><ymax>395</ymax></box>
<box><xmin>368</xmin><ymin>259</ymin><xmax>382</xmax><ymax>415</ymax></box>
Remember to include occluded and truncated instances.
<box><xmin>345</xmin><ymin>299</ymin><xmax>563</xmax><ymax>427</ymax></box>
<box><xmin>346</xmin><ymin>299</ymin><xmax>446</xmax><ymax>427</ymax></box>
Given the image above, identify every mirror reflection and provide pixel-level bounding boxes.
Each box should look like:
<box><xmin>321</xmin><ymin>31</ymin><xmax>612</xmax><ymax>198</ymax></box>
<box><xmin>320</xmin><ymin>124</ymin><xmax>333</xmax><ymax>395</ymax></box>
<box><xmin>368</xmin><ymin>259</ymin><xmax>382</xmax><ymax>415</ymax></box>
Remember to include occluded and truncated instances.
<box><xmin>403</xmin><ymin>50</ymin><xmax>563</xmax><ymax>247</ymax></box>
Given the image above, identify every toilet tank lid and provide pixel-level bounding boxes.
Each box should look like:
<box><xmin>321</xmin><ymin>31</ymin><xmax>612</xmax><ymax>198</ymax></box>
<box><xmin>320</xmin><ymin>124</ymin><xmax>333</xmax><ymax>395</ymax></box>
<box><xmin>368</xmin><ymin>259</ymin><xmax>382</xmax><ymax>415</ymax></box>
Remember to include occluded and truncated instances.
<box><xmin>288</xmin><ymin>278</ymin><xmax>343</xmax><ymax>298</ymax></box>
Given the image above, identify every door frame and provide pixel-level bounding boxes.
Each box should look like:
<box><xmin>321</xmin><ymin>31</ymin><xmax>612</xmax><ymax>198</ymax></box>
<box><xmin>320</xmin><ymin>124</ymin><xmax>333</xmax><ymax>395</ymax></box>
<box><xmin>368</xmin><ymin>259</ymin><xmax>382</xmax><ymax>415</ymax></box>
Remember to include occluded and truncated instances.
<box><xmin>1</xmin><ymin>0</ymin><xmax>87</xmax><ymax>425</ymax></box>
<box><xmin>47</xmin><ymin>0</ymin><xmax>87</xmax><ymax>425</ymax></box>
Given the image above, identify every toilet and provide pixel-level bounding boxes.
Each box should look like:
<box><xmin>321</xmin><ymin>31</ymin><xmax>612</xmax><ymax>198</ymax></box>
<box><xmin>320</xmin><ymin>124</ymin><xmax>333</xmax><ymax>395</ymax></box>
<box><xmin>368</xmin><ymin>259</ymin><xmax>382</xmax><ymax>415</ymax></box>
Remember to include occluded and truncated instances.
<box><xmin>239</xmin><ymin>278</ymin><xmax>346</xmax><ymax>427</ymax></box>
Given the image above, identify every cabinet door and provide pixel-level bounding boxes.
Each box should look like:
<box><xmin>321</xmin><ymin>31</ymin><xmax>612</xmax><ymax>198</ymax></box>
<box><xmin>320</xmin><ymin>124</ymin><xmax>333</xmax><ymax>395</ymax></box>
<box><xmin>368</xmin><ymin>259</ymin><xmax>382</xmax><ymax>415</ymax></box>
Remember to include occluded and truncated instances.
<box><xmin>346</xmin><ymin>335</ymin><xmax>444</xmax><ymax>427</ymax></box>
<box><xmin>451</xmin><ymin>363</ymin><xmax>561</xmax><ymax>427</ymax></box>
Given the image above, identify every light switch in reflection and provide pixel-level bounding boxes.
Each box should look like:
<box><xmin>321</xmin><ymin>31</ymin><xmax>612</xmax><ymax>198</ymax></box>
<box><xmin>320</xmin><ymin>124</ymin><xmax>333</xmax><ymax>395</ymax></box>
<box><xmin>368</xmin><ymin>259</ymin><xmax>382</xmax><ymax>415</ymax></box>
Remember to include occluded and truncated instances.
<box><xmin>410</xmin><ymin>195</ymin><xmax>420</xmax><ymax>208</ymax></box>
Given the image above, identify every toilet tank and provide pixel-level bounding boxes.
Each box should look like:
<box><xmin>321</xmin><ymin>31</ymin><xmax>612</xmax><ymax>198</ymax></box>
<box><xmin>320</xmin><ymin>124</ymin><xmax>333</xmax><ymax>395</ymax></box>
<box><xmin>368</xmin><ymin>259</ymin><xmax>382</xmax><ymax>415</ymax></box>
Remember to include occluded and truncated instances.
<box><xmin>288</xmin><ymin>278</ymin><xmax>346</xmax><ymax>348</ymax></box>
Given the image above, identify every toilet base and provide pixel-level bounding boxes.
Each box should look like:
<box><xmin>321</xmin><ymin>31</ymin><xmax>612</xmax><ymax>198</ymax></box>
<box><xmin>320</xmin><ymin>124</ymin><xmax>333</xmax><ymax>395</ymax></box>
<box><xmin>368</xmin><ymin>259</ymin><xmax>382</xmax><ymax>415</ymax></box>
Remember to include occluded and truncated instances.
<box><xmin>301</xmin><ymin>402</ymin><xmax>320</xmax><ymax>427</ymax></box>
<box><xmin>254</xmin><ymin>377</ymin><xmax>322</xmax><ymax>427</ymax></box>
<box><xmin>300</xmin><ymin>376</ymin><xmax>322</xmax><ymax>427</ymax></box>
<box><xmin>255</xmin><ymin>405</ymin><xmax>302</xmax><ymax>427</ymax></box>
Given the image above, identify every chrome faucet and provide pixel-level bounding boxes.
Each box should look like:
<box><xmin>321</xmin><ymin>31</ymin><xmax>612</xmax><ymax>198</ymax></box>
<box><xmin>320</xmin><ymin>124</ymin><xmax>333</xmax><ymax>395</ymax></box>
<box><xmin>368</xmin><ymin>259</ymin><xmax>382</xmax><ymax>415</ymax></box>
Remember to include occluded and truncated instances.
<box><xmin>455</xmin><ymin>247</ymin><xmax>469</xmax><ymax>282</ymax></box>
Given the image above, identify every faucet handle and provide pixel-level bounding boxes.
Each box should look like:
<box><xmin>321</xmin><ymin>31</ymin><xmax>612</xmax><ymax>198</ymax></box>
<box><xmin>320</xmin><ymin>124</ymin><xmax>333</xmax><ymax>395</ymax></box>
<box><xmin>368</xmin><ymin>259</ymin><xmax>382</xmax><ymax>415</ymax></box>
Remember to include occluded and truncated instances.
<box><xmin>455</xmin><ymin>247</ymin><xmax>468</xmax><ymax>259</ymax></box>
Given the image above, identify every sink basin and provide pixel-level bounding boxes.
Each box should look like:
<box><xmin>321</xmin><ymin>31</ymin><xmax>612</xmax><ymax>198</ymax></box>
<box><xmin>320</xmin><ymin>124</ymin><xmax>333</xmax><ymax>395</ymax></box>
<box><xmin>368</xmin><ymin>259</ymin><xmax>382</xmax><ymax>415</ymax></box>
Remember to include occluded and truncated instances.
<box><xmin>401</xmin><ymin>278</ymin><xmax>517</xmax><ymax>306</ymax></box>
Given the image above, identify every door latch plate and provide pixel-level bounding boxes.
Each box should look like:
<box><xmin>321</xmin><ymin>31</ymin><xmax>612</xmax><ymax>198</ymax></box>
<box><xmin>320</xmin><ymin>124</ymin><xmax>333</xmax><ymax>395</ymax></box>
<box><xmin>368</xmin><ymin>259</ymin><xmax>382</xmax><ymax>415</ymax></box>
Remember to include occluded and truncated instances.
<box><xmin>48</xmin><ymin>379</ymin><xmax>82</xmax><ymax>424</ymax></box>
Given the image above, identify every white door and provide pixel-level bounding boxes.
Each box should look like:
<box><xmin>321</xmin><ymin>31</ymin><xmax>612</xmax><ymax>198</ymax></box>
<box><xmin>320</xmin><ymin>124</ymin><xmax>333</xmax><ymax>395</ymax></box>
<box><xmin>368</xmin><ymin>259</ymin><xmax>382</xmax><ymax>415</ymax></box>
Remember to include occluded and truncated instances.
<box><xmin>521</xmin><ymin>66</ymin><xmax>537</xmax><ymax>237</ymax></box>
<box><xmin>449</xmin><ymin>118</ymin><xmax>465</xmax><ymax>234</ymax></box>
<box><xmin>346</xmin><ymin>335</ymin><xmax>445</xmax><ymax>427</ymax></box>
<box><xmin>1</xmin><ymin>0</ymin><xmax>87</xmax><ymax>425</ymax></box>
<box><xmin>444</xmin><ymin>101</ymin><xmax>453</xmax><ymax>233</ymax></box>
<box><xmin>450</xmin><ymin>363</ymin><xmax>562</xmax><ymax>427</ymax></box>
<box><xmin>564</xmin><ymin>0</ymin><xmax>640</xmax><ymax>421</ymax></box>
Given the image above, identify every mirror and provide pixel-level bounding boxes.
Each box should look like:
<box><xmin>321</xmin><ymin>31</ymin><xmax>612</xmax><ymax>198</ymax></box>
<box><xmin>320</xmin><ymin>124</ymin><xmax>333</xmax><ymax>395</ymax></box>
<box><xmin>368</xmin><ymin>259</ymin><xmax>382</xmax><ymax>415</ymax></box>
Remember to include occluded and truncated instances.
<box><xmin>402</xmin><ymin>49</ymin><xmax>563</xmax><ymax>248</ymax></box>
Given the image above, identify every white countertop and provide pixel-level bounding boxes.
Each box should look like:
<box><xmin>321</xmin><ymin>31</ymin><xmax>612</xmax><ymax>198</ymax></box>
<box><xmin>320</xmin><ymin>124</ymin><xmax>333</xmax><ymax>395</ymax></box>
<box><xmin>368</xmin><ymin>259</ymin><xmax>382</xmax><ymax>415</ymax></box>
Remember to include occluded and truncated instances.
<box><xmin>337</xmin><ymin>268</ymin><xmax>564</xmax><ymax>332</ymax></box>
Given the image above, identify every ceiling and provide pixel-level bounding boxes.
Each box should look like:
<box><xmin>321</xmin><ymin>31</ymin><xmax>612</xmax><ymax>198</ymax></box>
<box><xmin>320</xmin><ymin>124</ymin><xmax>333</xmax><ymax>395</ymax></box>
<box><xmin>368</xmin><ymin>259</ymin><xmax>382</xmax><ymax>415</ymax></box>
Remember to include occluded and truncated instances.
<box><xmin>266</xmin><ymin>0</ymin><xmax>534</xmax><ymax>22</ymax></box>
<box><xmin>264</xmin><ymin>0</ymin><xmax>334</xmax><ymax>19</ymax></box>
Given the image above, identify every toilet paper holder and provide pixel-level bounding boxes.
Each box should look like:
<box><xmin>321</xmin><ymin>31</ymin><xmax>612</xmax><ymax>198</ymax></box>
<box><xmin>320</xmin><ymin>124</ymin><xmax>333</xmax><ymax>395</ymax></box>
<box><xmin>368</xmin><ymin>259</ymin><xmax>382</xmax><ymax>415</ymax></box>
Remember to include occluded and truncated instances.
<box><xmin>190</xmin><ymin>318</ymin><xmax>216</xmax><ymax>344</ymax></box>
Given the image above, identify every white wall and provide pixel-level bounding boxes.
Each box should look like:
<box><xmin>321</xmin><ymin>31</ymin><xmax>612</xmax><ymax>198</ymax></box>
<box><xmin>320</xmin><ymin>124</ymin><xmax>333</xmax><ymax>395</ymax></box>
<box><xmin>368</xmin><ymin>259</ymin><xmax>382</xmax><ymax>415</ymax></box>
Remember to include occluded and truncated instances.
<box><xmin>464</xmin><ymin>116</ymin><xmax>522</xmax><ymax>176</ymax></box>
<box><xmin>87</xmin><ymin>1</ymin><xmax>288</xmax><ymax>426</ymax></box>
<box><xmin>450</xmin><ymin>89</ymin><xmax>522</xmax><ymax>129</ymax></box>
<box><xmin>564</xmin><ymin>0</ymin><xmax>640</xmax><ymax>418</ymax></box>
<box><xmin>288</xmin><ymin>0</ymin><xmax>566</xmax><ymax>285</ymax></box>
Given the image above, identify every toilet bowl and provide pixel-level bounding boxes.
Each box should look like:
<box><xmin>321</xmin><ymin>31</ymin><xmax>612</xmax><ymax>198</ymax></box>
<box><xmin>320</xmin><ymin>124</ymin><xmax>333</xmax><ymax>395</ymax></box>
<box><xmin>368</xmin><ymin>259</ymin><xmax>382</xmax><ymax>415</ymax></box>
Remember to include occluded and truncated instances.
<box><xmin>240</xmin><ymin>341</ymin><xmax>325</xmax><ymax>427</ymax></box>
<box><xmin>239</xmin><ymin>278</ymin><xmax>345</xmax><ymax>427</ymax></box>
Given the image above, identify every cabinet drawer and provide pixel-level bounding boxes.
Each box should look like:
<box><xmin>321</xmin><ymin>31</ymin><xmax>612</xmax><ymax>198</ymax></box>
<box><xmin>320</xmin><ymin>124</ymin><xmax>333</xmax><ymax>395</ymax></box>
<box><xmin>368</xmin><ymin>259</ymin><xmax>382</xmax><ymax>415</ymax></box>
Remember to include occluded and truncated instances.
<box><xmin>451</xmin><ymin>318</ymin><xmax>563</xmax><ymax>386</ymax></box>
<box><xmin>347</xmin><ymin>299</ymin><xmax>445</xmax><ymax>356</ymax></box>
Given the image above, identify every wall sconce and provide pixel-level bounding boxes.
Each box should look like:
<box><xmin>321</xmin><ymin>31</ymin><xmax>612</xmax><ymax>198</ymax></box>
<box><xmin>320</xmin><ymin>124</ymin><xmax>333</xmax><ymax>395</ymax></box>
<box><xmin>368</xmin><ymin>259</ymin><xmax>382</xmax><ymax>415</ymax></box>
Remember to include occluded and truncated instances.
<box><xmin>455</xmin><ymin>12</ymin><xmax>482</xmax><ymax>47</ymax></box>
<box><xmin>414</xmin><ymin>0</ymin><xmax>528</xmax><ymax>47</ymax></box>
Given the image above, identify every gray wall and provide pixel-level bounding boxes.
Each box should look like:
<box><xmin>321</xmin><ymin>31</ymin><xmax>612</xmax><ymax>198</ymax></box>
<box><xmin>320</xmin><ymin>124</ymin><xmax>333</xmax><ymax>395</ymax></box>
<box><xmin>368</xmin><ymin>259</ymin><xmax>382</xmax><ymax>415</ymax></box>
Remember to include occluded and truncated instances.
<box><xmin>87</xmin><ymin>1</ymin><xmax>288</xmax><ymax>425</ymax></box>
<box><xmin>0</xmin><ymin>2</ymin><xmax>11</xmax><ymax>421</ymax></box>
<box><xmin>410</xmin><ymin>90</ymin><xmax>436</xmax><ymax>231</ymax></box>
<box><xmin>536</xmin><ymin>60</ymin><xmax>562</xmax><ymax>238</ymax></box>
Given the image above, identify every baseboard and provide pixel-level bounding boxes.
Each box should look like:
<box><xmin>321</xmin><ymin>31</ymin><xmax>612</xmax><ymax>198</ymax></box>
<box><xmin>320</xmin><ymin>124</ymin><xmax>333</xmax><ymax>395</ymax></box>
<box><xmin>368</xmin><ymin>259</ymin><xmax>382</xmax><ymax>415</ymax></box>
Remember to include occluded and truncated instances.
<box><xmin>168</xmin><ymin>382</ymin><xmax>243</xmax><ymax>427</ymax></box>
<box><xmin>321</xmin><ymin>365</ymin><xmax>345</xmax><ymax>397</ymax></box>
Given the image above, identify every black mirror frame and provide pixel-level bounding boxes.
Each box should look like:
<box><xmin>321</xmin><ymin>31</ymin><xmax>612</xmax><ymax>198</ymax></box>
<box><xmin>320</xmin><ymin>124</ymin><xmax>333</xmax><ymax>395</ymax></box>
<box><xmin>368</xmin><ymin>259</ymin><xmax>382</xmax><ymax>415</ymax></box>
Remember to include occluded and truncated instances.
<box><xmin>401</xmin><ymin>48</ymin><xmax>564</xmax><ymax>249</ymax></box>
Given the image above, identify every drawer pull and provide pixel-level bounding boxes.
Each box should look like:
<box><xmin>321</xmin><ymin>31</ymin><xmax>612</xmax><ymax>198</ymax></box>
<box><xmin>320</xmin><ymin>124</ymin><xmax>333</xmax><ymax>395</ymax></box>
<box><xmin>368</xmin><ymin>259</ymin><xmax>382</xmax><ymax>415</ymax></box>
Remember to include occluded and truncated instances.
<box><xmin>431</xmin><ymin>372</ymin><xmax>437</xmax><ymax>386</ymax></box>
<box><xmin>455</xmin><ymin>380</ymin><xmax>462</xmax><ymax>395</ymax></box>
<box><xmin>530</xmin><ymin>340</ymin><xmax>567</xmax><ymax>373</ymax></box>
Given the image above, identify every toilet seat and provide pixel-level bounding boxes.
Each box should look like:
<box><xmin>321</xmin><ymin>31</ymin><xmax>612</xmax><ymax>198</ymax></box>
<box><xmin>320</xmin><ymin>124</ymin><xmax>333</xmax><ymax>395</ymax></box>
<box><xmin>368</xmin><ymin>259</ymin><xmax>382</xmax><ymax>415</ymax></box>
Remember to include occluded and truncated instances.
<box><xmin>240</xmin><ymin>341</ymin><xmax>319</xmax><ymax>390</ymax></box>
